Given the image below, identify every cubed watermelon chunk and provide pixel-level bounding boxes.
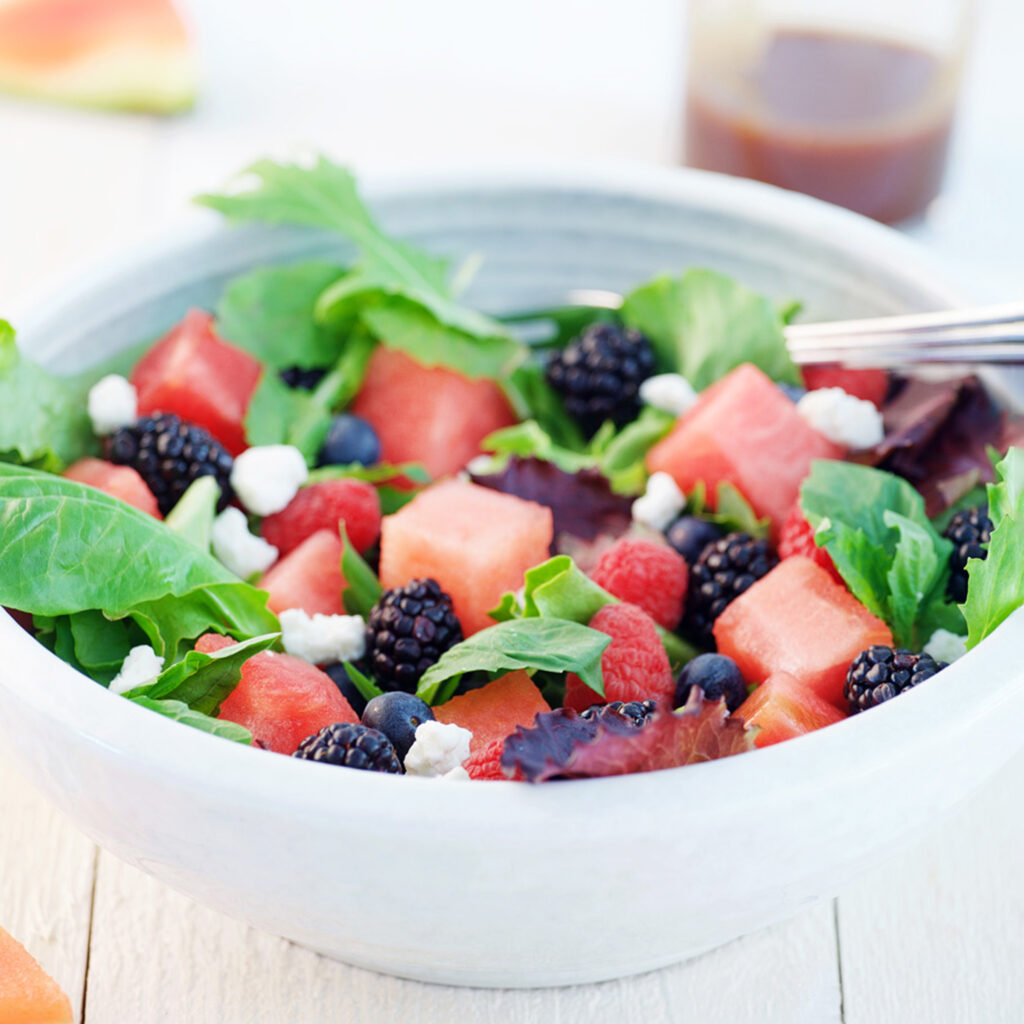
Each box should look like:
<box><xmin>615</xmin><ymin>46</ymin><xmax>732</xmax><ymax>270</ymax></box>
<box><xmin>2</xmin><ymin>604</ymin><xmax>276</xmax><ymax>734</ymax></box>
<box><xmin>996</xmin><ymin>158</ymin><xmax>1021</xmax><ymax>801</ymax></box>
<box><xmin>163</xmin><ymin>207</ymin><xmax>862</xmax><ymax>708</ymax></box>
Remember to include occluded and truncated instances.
<box><xmin>0</xmin><ymin>926</ymin><xmax>73</xmax><ymax>1024</ymax></box>
<box><xmin>646</xmin><ymin>363</ymin><xmax>845</xmax><ymax>533</ymax></box>
<box><xmin>735</xmin><ymin>671</ymin><xmax>847</xmax><ymax>747</ymax></box>
<box><xmin>802</xmin><ymin>366</ymin><xmax>888</xmax><ymax>409</ymax></box>
<box><xmin>64</xmin><ymin>457</ymin><xmax>160</xmax><ymax>518</ymax></box>
<box><xmin>261</xmin><ymin>478</ymin><xmax>381</xmax><ymax>556</ymax></box>
<box><xmin>379</xmin><ymin>479</ymin><xmax>553</xmax><ymax>634</ymax></box>
<box><xmin>131</xmin><ymin>309</ymin><xmax>262</xmax><ymax>456</ymax></box>
<box><xmin>433</xmin><ymin>671</ymin><xmax>550</xmax><ymax>751</ymax></box>
<box><xmin>259</xmin><ymin>529</ymin><xmax>345</xmax><ymax>616</ymax></box>
<box><xmin>351</xmin><ymin>347</ymin><xmax>516</xmax><ymax>479</ymax></box>
<box><xmin>714</xmin><ymin>556</ymin><xmax>893</xmax><ymax>708</ymax></box>
<box><xmin>197</xmin><ymin>633</ymin><xmax>357</xmax><ymax>753</ymax></box>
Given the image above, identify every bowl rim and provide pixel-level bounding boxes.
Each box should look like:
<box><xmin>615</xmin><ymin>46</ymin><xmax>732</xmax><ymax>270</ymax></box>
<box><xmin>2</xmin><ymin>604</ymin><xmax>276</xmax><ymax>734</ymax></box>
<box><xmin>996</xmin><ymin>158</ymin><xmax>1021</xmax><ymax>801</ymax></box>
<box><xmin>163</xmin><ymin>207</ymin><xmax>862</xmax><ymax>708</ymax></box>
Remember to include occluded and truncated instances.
<box><xmin>2</xmin><ymin>162</ymin><xmax>1019</xmax><ymax>827</ymax></box>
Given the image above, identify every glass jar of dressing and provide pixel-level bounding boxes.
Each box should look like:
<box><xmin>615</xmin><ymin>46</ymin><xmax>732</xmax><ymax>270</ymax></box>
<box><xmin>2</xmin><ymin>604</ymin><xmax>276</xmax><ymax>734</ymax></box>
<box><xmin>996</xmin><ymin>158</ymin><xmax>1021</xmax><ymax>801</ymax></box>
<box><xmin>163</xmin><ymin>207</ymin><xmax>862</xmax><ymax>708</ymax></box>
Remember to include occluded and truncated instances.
<box><xmin>684</xmin><ymin>0</ymin><xmax>974</xmax><ymax>223</ymax></box>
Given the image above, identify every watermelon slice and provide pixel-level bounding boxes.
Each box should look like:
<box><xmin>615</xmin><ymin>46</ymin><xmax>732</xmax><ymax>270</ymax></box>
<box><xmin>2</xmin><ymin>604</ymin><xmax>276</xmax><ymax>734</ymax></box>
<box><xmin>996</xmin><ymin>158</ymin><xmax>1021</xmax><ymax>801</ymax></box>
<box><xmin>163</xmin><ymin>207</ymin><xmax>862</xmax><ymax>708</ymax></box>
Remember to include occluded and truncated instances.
<box><xmin>433</xmin><ymin>671</ymin><xmax>550</xmax><ymax>751</ymax></box>
<box><xmin>0</xmin><ymin>926</ymin><xmax>73</xmax><ymax>1024</ymax></box>
<box><xmin>131</xmin><ymin>309</ymin><xmax>262</xmax><ymax>456</ymax></box>
<box><xmin>197</xmin><ymin>633</ymin><xmax>357</xmax><ymax>754</ymax></box>
<box><xmin>735</xmin><ymin>671</ymin><xmax>847</xmax><ymax>747</ymax></box>
<box><xmin>0</xmin><ymin>0</ymin><xmax>196</xmax><ymax>113</ymax></box>
<box><xmin>714</xmin><ymin>556</ymin><xmax>893</xmax><ymax>709</ymax></box>
<box><xmin>258</xmin><ymin>529</ymin><xmax>346</xmax><ymax>617</ymax></box>
<box><xmin>646</xmin><ymin>363</ymin><xmax>845</xmax><ymax>533</ymax></box>
<box><xmin>351</xmin><ymin>347</ymin><xmax>516</xmax><ymax>479</ymax></box>
<box><xmin>379</xmin><ymin>479</ymin><xmax>553</xmax><ymax>635</ymax></box>
<box><xmin>64</xmin><ymin>457</ymin><xmax>160</xmax><ymax>518</ymax></box>
<box><xmin>802</xmin><ymin>366</ymin><xmax>889</xmax><ymax>409</ymax></box>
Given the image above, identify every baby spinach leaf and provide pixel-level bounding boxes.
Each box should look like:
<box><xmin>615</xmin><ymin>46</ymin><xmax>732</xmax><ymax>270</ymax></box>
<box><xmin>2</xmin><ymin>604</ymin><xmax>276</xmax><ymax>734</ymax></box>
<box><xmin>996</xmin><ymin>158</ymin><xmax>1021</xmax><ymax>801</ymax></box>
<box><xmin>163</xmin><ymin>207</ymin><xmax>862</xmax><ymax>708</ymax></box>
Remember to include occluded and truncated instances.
<box><xmin>128</xmin><ymin>696</ymin><xmax>253</xmax><ymax>744</ymax></box>
<box><xmin>341</xmin><ymin>661</ymin><xmax>384</xmax><ymax>703</ymax></box>
<box><xmin>339</xmin><ymin>524</ymin><xmax>382</xmax><ymax>617</ymax></box>
<box><xmin>416</xmin><ymin>617</ymin><xmax>611</xmax><ymax>706</ymax></box>
<box><xmin>35</xmin><ymin>610</ymin><xmax>147</xmax><ymax>686</ymax></box>
<box><xmin>963</xmin><ymin>447</ymin><xmax>1024</xmax><ymax>648</ymax></box>
<box><xmin>597</xmin><ymin>407</ymin><xmax>675</xmax><ymax>495</ymax></box>
<box><xmin>620</xmin><ymin>269</ymin><xmax>801</xmax><ymax>390</ymax></box>
<box><xmin>164</xmin><ymin>476</ymin><xmax>218</xmax><ymax>552</ymax></box>
<box><xmin>502</xmin><ymin>362</ymin><xmax>587</xmax><ymax>451</ymax></box>
<box><xmin>124</xmin><ymin>632</ymin><xmax>279</xmax><ymax>715</ymax></box>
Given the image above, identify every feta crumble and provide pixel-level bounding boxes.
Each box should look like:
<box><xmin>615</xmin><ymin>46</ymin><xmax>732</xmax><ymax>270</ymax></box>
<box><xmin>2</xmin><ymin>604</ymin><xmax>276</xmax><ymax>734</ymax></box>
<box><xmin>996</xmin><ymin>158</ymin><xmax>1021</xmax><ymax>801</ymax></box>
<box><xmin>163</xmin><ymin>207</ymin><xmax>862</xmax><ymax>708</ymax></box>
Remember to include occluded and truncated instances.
<box><xmin>924</xmin><ymin>629</ymin><xmax>968</xmax><ymax>664</ymax></box>
<box><xmin>632</xmin><ymin>471</ymin><xmax>686</xmax><ymax>532</ymax></box>
<box><xmin>639</xmin><ymin>373</ymin><xmax>698</xmax><ymax>417</ymax></box>
<box><xmin>279</xmin><ymin>608</ymin><xmax>365</xmax><ymax>665</ymax></box>
<box><xmin>404</xmin><ymin>720</ymin><xmax>473</xmax><ymax>778</ymax></box>
<box><xmin>87</xmin><ymin>374</ymin><xmax>137</xmax><ymax>435</ymax></box>
<box><xmin>211</xmin><ymin>507</ymin><xmax>279</xmax><ymax>579</ymax></box>
<box><xmin>796</xmin><ymin>387</ymin><xmax>884</xmax><ymax>450</ymax></box>
<box><xmin>230</xmin><ymin>444</ymin><xmax>308</xmax><ymax>516</ymax></box>
<box><xmin>109</xmin><ymin>645</ymin><xmax>165</xmax><ymax>696</ymax></box>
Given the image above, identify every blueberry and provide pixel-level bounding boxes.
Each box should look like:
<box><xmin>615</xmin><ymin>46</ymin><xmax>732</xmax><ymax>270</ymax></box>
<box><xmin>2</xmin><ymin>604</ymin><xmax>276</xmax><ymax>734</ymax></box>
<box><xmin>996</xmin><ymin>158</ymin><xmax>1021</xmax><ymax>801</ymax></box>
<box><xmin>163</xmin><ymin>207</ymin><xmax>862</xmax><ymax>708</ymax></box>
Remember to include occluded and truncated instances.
<box><xmin>362</xmin><ymin>691</ymin><xmax>435</xmax><ymax>761</ymax></box>
<box><xmin>664</xmin><ymin>516</ymin><xmax>725</xmax><ymax>565</ymax></box>
<box><xmin>324</xmin><ymin>662</ymin><xmax>369</xmax><ymax>718</ymax></box>
<box><xmin>318</xmin><ymin>414</ymin><xmax>381</xmax><ymax>468</ymax></box>
<box><xmin>777</xmin><ymin>382</ymin><xmax>807</xmax><ymax>403</ymax></box>
<box><xmin>675</xmin><ymin>654</ymin><xmax>747</xmax><ymax>713</ymax></box>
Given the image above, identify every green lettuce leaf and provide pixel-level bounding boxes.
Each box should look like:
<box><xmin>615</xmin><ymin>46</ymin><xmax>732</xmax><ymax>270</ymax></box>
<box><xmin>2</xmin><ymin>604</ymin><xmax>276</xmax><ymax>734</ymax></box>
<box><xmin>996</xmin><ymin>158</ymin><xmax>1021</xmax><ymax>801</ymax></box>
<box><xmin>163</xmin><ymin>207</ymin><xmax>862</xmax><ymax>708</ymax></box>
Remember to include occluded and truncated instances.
<box><xmin>35</xmin><ymin>611</ymin><xmax>147</xmax><ymax>686</ymax></box>
<box><xmin>164</xmin><ymin>476</ymin><xmax>219</xmax><ymax>552</ymax></box>
<box><xmin>339</xmin><ymin>524</ymin><xmax>382</xmax><ymax>617</ymax></box>
<box><xmin>128</xmin><ymin>697</ymin><xmax>253</xmax><ymax>744</ymax></box>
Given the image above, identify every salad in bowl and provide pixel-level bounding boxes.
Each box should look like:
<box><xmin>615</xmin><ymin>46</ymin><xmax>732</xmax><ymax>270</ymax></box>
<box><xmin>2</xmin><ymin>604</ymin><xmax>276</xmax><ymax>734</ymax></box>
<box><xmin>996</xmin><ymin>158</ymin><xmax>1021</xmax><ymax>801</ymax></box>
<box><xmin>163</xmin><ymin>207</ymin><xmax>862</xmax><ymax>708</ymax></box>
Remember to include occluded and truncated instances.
<box><xmin>1</xmin><ymin>156</ymin><xmax>1021</xmax><ymax>786</ymax></box>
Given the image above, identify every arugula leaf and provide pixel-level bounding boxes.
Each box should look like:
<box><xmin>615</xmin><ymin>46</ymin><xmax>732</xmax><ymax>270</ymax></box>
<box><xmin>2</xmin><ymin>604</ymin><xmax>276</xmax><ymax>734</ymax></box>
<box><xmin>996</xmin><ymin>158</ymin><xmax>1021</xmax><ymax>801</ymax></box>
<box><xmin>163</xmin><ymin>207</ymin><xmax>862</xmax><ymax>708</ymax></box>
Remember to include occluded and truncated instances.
<box><xmin>164</xmin><ymin>476</ymin><xmax>218</xmax><ymax>552</ymax></box>
<box><xmin>416</xmin><ymin>618</ymin><xmax>611</xmax><ymax>706</ymax></box>
<box><xmin>123</xmin><ymin>633</ymin><xmax>279</xmax><ymax>714</ymax></box>
<box><xmin>963</xmin><ymin>447</ymin><xmax>1024</xmax><ymax>648</ymax></box>
<box><xmin>0</xmin><ymin>320</ymin><xmax>96</xmax><ymax>472</ymax></box>
<box><xmin>339</xmin><ymin>524</ymin><xmax>382</xmax><ymax>617</ymax></box>
<box><xmin>0</xmin><ymin>465</ymin><xmax>278</xmax><ymax>656</ymax></box>
<box><xmin>128</xmin><ymin>696</ymin><xmax>253</xmax><ymax>744</ymax></box>
<box><xmin>800</xmin><ymin>461</ymin><xmax>958</xmax><ymax>648</ymax></box>
<box><xmin>620</xmin><ymin>269</ymin><xmax>801</xmax><ymax>389</ymax></box>
<box><xmin>216</xmin><ymin>262</ymin><xmax>348</xmax><ymax>369</ymax></box>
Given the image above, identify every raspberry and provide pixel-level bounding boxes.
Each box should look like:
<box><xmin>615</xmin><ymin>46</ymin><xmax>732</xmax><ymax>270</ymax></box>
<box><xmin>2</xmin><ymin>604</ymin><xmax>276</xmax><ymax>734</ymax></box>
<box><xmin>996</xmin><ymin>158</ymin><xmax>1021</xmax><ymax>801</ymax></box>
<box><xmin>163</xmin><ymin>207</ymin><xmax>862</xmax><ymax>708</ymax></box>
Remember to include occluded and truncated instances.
<box><xmin>778</xmin><ymin>505</ymin><xmax>843</xmax><ymax>585</ymax></box>
<box><xmin>564</xmin><ymin>603</ymin><xmax>674</xmax><ymax>712</ymax></box>
<box><xmin>260</xmin><ymin>478</ymin><xmax>381</xmax><ymax>556</ymax></box>
<box><xmin>465</xmin><ymin>737</ymin><xmax>510</xmax><ymax>780</ymax></box>
<box><xmin>589</xmin><ymin>537</ymin><xmax>689</xmax><ymax>630</ymax></box>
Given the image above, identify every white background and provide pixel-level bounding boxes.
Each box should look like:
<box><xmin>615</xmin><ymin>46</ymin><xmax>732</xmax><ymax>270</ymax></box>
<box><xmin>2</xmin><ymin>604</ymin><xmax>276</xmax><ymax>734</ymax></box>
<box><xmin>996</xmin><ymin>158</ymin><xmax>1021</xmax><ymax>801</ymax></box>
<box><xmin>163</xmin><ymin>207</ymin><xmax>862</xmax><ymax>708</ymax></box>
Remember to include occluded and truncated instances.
<box><xmin>0</xmin><ymin>0</ymin><xmax>1023</xmax><ymax>1021</ymax></box>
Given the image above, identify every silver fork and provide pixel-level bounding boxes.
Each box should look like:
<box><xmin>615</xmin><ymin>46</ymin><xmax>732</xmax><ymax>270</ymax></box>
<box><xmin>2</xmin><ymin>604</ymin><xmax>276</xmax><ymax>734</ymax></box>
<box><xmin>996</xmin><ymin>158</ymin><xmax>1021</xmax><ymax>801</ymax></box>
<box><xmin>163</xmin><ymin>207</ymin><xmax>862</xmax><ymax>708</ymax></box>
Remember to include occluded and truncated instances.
<box><xmin>559</xmin><ymin>291</ymin><xmax>1024</xmax><ymax>369</ymax></box>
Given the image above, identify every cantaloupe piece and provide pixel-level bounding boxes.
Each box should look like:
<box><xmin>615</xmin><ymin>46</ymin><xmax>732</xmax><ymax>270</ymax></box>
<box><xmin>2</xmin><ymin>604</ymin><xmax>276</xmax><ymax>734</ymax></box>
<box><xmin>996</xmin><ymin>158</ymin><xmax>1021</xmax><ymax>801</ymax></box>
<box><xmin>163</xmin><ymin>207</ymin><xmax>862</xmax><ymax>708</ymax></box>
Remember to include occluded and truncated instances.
<box><xmin>646</xmin><ymin>363</ymin><xmax>845</xmax><ymax>533</ymax></box>
<box><xmin>0</xmin><ymin>926</ymin><xmax>74</xmax><ymax>1024</ymax></box>
<box><xmin>433</xmin><ymin>671</ymin><xmax>549</xmax><ymax>750</ymax></box>
<box><xmin>258</xmin><ymin>529</ymin><xmax>346</xmax><ymax>617</ymax></box>
<box><xmin>0</xmin><ymin>0</ymin><xmax>197</xmax><ymax>113</ymax></box>
<box><xmin>379</xmin><ymin>479</ymin><xmax>553</xmax><ymax>635</ymax></box>
<box><xmin>714</xmin><ymin>556</ymin><xmax>892</xmax><ymax>709</ymax></box>
<box><xmin>735</xmin><ymin>670</ymin><xmax>847</xmax><ymax>748</ymax></box>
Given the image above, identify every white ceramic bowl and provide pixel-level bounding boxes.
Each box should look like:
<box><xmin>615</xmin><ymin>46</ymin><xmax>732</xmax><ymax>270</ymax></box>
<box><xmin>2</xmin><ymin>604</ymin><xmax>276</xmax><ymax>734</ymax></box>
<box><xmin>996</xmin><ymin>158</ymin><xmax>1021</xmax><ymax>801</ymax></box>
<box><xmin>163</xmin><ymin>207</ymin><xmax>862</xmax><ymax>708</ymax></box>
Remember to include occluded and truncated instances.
<box><xmin>2</xmin><ymin>166</ymin><xmax>1022</xmax><ymax>988</ymax></box>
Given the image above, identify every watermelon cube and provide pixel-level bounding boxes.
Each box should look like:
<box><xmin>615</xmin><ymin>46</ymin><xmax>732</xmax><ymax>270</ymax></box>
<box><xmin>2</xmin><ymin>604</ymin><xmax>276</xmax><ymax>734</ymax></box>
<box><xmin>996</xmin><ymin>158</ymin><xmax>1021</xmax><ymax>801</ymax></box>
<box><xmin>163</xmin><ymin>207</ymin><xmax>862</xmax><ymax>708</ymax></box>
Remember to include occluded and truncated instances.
<box><xmin>714</xmin><ymin>556</ymin><xmax>893</xmax><ymax>709</ymax></box>
<box><xmin>0</xmin><ymin>926</ymin><xmax>73</xmax><ymax>1024</ymax></box>
<box><xmin>802</xmin><ymin>366</ymin><xmax>888</xmax><ymax>409</ymax></box>
<box><xmin>735</xmin><ymin>671</ymin><xmax>847</xmax><ymax>748</ymax></box>
<box><xmin>351</xmin><ymin>346</ymin><xmax>516</xmax><ymax>479</ymax></box>
<box><xmin>433</xmin><ymin>671</ymin><xmax>550</xmax><ymax>750</ymax></box>
<box><xmin>259</xmin><ymin>529</ymin><xmax>345</xmax><ymax>616</ymax></box>
<box><xmin>64</xmin><ymin>457</ymin><xmax>160</xmax><ymax>518</ymax></box>
<box><xmin>379</xmin><ymin>479</ymin><xmax>553</xmax><ymax>635</ymax></box>
<box><xmin>131</xmin><ymin>309</ymin><xmax>262</xmax><ymax>455</ymax></box>
<box><xmin>197</xmin><ymin>633</ymin><xmax>357</xmax><ymax>754</ymax></box>
<box><xmin>646</xmin><ymin>363</ymin><xmax>845</xmax><ymax>532</ymax></box>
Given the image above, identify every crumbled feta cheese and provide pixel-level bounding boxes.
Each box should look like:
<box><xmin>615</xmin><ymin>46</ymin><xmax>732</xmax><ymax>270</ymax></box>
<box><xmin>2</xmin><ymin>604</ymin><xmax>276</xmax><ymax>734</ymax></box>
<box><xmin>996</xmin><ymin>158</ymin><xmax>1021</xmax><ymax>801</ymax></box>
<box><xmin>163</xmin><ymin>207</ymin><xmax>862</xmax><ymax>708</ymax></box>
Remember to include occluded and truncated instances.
<box><xmin>632</xmin><ymin>471</ymin><xmax>686</xmax><ymax>532</ymax></box>
<box><xmin>109</xmin><ymin>645</ymin><xmax>165</xmax><ymax>696</ymax></box>
<box><xmin>796</xmin><ymin>387</ymin><xmax>884</xmax><ymax>450</ymax></box>
<box><xmin>87</xmin><ymin>374</ymin><xmax>137</xmax><ymax>435</ymax></box>
<box><xmin>404</xmin><ymin>721</ymin><xmax>473</xmax><ymax>777</ymax></box>
<box><xmin>639</xmin><ymin>373</ymin><xmax>698</xmax><ymax>417</ymax></box>
<box><xmin>230</xmin><ymin>445</ymin><xmax>308</xmax><ymax>515</ymax></box>
<box><xmin>279</xmin><ymin>608</ymin><xmax>365</xmax><ymax>665</ymax></box>
<box><xmin>924</xmin><ymin>629</ymin><xmax>968</xmax><ymax>664</ymax></box>
<box><xmin>211</xmin><ymin>507</ymin><xmax>279</xmax><ymax>579</ymax></box>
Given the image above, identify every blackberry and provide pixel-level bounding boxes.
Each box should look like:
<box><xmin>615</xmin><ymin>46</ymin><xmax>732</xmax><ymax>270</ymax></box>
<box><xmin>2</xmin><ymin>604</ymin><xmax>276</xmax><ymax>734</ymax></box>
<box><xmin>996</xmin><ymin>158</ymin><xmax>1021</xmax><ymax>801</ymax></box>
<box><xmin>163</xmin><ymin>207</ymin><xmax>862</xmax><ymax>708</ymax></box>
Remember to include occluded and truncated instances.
<box><xmin>294</xmin><ymin>721</ymin><xmax>402</xmax><ymax>773</ymax></box>
<box><xmin>545</xmin><ymin>322</ymin><xmax>656</xmax><ymax>437</ymax></box>
<box><xmin>579</xmin><ymin>699</ymin><xmax>657</xmax><ymax>729</ymax></box>
<box><xmin>943</xmin><ymin>505</ymin><xmax>993</xmax><ymax>603</ymax></box>
<box><xmin>845</xmin><ymin>646</ymin><xmax>946</xmax><ymax>713</ymax></box>
<box><xmin>279</xmin><ymin>365</ymin><xmax>327</xmax><ymax>391</ymax></box>
<box><xmin>105</xmin><ymin>413</ymin><xmax>233</xmax><ymax>516</ymax></box>
<box><xmin>685</xmin><ymin>532</ymin><xmax>778</xmax><ymax>647</ymax></box>
<box><xmin>365</xmin><ymin>578</ymin><xmax>463</xmax><ymax>692</ymax></box>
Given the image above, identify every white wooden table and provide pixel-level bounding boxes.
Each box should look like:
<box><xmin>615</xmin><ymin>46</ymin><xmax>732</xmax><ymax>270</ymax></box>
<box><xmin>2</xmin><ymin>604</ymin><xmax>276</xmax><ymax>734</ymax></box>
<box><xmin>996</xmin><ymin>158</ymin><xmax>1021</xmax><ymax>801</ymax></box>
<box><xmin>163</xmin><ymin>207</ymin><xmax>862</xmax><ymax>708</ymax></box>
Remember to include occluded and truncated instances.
<box><xmin>2</xmin><ymin>1</ymin><xmax>1023</xmax><ymax>1019</ymax></box>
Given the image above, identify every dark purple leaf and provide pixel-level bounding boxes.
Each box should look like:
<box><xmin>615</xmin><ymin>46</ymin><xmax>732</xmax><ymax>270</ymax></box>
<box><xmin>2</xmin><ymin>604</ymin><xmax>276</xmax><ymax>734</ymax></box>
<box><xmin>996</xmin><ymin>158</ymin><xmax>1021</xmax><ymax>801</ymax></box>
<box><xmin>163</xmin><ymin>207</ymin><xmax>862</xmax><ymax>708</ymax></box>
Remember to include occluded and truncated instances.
<box><xmin>472</xmin><ymin>456</ymin><xmax>632</xmax><ymax>543</ymax></box>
